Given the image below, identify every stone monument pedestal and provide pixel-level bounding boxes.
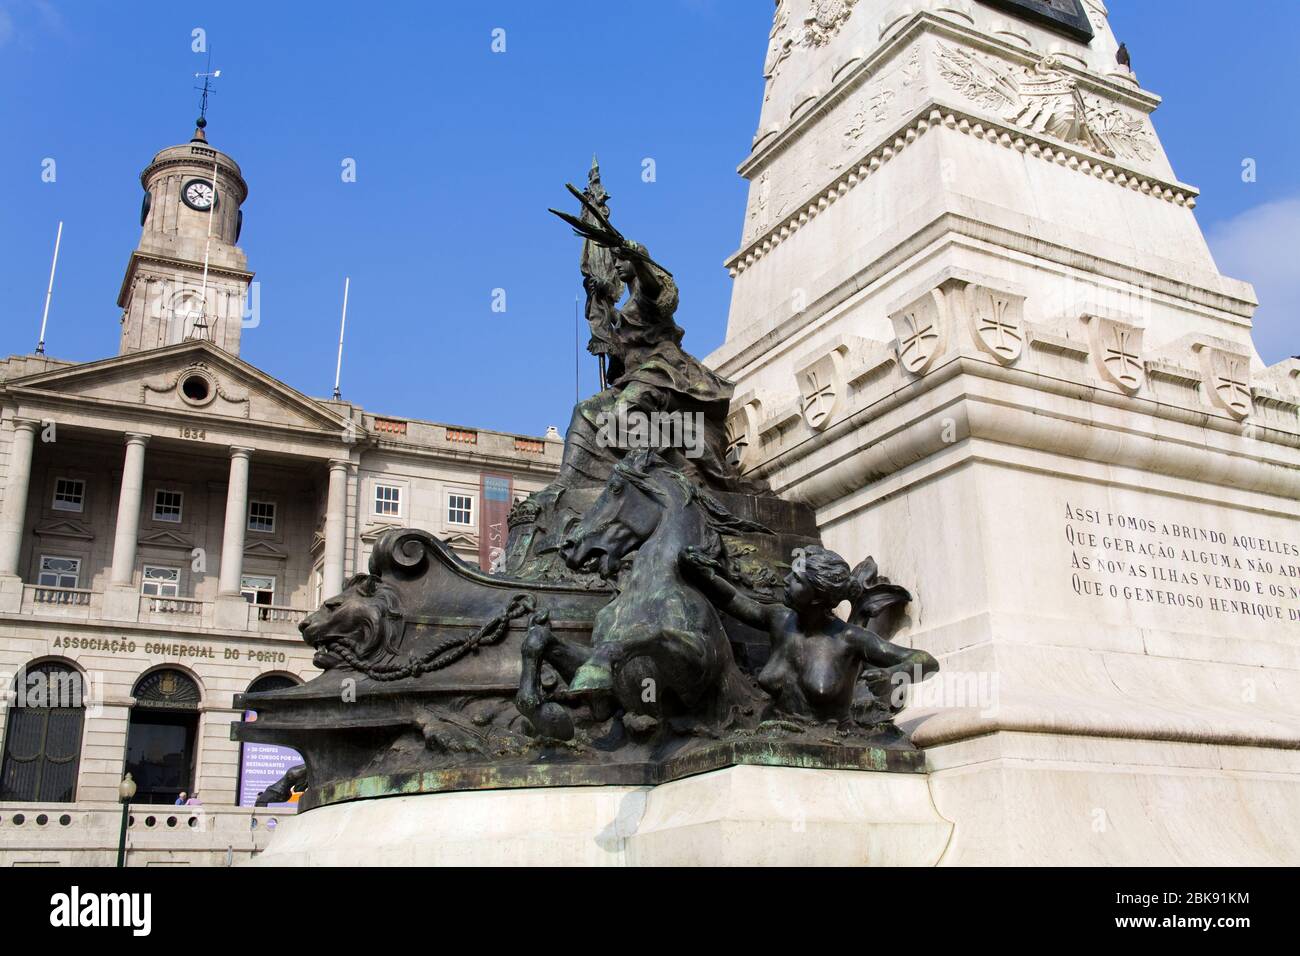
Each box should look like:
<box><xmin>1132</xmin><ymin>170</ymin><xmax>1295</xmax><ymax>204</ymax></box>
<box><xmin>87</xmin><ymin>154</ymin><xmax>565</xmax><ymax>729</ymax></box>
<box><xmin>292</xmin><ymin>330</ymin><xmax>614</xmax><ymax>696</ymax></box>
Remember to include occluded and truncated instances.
<box><xmin>704</xmin><ymin>3</ymin><xmax>1300</xmax><ymax>865</ymax></box>
<box><xmin>247</xmin><ymin>765</ymin><xmax>953</xmax><ymax>867</ymax></box>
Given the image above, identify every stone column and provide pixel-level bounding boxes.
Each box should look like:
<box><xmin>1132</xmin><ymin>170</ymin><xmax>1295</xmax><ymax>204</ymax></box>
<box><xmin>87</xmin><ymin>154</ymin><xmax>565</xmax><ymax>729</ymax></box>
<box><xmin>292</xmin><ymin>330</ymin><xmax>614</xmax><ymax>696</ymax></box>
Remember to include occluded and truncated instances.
<box><xmin>323</xmin><ymin>459</ymin><xmax>350</xmax><ymax>598</ymax></box>
<box><xmin>0</xmin><ymin>418</ymin><xmax>39</xmax><ymax>577</ymax></box>
<box><xmin>218</xmin><ymin>447</ymin><xmax>254</xmax><ymax>595</ymax></box>
<box><xmin>109</xmin><ymin>434</ymin><xmax>150</xmax><ymax>585</ymax></box>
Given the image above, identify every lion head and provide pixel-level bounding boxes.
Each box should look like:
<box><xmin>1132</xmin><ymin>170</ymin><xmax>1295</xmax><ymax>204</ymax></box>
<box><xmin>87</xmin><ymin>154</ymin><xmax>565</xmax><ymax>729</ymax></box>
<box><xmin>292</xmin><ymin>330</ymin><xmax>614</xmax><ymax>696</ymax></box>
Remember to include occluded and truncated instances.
<box><xmin>298</xmin><ymin>574</ymin><xmax>404</xmax><ymax>670</ymax></box>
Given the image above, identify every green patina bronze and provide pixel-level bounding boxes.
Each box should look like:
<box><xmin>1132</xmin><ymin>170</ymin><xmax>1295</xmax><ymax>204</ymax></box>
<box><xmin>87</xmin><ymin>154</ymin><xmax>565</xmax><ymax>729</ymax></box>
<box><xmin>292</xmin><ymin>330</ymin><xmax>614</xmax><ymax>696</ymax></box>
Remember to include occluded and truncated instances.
<box><xmin>234</xmin><ymin>173</ymin><xmax>939</xmax><ymax>810</ymax></box>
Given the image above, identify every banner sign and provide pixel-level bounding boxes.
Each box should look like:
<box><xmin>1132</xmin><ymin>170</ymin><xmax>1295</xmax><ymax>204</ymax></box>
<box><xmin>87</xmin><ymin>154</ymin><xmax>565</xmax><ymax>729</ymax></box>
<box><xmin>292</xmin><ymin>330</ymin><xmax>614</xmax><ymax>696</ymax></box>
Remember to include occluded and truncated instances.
<box><xmin>479</xmin><ymin>474</ymin><xmax>513</xmax><ymax>572</ymax></box>
<box><xmin>238</xmin><ymin>710</ymin><xmax>303</xmax><ymax>809</ymax></box>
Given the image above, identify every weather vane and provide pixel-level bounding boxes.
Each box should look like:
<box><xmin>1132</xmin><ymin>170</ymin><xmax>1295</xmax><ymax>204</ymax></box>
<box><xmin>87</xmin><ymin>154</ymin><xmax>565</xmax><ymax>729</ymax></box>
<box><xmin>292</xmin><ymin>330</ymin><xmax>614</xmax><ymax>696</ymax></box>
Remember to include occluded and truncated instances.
<box><xmin>194</xmin><ymin>49</ymin><xmax>220</xmax><ymax>128</ymax></box>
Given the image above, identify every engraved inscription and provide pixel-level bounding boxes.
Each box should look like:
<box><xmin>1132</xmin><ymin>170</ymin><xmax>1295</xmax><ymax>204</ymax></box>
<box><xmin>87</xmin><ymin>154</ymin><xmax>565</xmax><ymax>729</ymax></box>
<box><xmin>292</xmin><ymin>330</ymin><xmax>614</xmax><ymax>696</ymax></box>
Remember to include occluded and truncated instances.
<box><xmin>1063</xmin><ymin>503</ymin><xmax>1300</xmax><ymax>625</ymax></box>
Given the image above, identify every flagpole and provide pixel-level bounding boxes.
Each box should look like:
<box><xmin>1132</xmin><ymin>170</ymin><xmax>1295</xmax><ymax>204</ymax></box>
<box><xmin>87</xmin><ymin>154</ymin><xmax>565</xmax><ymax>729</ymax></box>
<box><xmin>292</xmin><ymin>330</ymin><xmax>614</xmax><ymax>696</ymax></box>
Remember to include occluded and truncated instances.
<box><xmin>333</xmin><ymin>276</ymin><xmax>350</xmax><ymax>400</ymax></box>
<box><xmin>35</xmin><ymin>220</ymin><xmax>63</xmax><ymax>355</ymax></box>
<box><xmin>193</xmin><ymin>158</ymin><xmax>220</xmax><ymax>340</ymax></box>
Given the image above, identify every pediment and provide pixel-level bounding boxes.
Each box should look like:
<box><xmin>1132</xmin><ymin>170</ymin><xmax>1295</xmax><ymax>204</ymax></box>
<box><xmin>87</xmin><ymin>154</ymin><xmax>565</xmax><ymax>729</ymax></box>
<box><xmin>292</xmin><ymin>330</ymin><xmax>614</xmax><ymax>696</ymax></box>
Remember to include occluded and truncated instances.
<box><xmin>138</xmin><ymin>529</ymin><xmax>195</xmax><ymax>550</ymax></box>
<box><xmin>4</xmin><ymin>341</ymin><xmax>349</xmax><ymax>434</ymax></box>
<box><xmin>244</xmin><ymin>540</ymin><xmax>288</xmax><ymax>560</ymax></box>
<box><xmin>359</xmin><ymin>522</ymin><xmax>400</xmax><ymax>543</ymax></box>
<box><xmin>33</xmin><ymin>519</ymin><xmax>94</xmax><ymax>541</ymax></box>
<box><xmin>442</xmin><ymin>531</ymin><xmax>479</xmax><ymax>549</ymax></box>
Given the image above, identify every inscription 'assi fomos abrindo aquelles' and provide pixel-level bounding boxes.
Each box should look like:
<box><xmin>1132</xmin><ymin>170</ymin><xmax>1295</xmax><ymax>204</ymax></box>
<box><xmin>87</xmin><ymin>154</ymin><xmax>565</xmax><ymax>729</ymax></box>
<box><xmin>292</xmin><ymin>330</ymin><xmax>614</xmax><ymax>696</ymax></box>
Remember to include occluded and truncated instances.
<box><xmin>1064</xmin><ymin>503</ymin><xmax>1300</xmax><ymax>625</ymax></box>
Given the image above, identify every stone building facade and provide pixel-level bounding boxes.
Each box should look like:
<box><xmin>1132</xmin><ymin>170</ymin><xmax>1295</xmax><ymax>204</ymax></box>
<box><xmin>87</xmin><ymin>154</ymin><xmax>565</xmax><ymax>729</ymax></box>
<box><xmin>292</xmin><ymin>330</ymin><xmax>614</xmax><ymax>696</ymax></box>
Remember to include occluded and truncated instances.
<box><xmin>0</xmin><ymin>122</ymin><xmax>559</xmax><ymax>860</ymax></box>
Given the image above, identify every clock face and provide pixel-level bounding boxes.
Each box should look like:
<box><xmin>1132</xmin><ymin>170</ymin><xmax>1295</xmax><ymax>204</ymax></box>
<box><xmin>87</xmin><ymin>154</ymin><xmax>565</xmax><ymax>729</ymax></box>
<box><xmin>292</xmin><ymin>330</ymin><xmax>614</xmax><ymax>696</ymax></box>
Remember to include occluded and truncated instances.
<box><xmin>182</xmin><ymin>178</ymin><xmax>218</xmax><ymax>211</ymax></box>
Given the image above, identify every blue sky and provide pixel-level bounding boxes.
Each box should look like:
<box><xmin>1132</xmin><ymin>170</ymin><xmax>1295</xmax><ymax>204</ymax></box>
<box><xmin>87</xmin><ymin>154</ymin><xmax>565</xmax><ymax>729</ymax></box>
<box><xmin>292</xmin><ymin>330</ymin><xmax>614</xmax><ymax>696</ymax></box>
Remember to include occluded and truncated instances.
<box><xmin>1</xmin><ymin>1</ymin><xmax>1296</xmax><ymax>436</ymax></box>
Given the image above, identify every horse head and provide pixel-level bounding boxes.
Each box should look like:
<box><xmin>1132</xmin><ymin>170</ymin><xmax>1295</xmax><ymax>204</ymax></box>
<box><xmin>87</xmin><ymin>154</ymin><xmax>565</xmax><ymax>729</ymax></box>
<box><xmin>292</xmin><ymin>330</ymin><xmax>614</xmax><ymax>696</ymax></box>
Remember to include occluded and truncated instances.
<box><xmin>560</xmin><ymin>449</ymin><xmax>771</xmax><ymax>579</ymax></box>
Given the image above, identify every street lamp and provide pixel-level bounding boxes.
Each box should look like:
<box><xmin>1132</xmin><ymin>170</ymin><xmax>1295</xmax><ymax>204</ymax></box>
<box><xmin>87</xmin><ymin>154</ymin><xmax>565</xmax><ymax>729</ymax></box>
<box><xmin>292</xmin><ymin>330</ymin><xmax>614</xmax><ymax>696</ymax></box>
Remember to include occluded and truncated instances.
<box><xmin>116</xmin><ymin>772</ymin><xmax>136</xmax><ymax>868</ymax></box>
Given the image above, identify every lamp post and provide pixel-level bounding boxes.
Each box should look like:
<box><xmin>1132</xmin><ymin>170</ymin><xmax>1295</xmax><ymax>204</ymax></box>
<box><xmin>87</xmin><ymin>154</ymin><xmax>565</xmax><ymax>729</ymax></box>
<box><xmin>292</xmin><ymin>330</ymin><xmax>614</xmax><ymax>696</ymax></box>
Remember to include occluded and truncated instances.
<box><xmin>116</xmin><ymin>772</ymin><xmax>136</xmax><ymax>868</ymax></box>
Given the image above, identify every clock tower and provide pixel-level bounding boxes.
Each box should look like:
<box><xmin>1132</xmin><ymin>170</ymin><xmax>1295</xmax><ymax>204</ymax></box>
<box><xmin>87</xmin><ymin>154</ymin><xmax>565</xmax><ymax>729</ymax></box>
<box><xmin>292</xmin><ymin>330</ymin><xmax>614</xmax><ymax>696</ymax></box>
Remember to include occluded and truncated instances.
<box><xmin>116</xmin><ymin>118</ymin><xmax>252</xmax><ymax>356</ymax></box>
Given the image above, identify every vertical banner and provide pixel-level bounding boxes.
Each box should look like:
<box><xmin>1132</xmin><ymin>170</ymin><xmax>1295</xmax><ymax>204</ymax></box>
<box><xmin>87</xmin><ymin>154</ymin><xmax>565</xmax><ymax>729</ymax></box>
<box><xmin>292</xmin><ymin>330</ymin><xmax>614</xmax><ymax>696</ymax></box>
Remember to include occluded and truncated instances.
<box><xmin>238</xmin><ymin>710</ymin><xmax>304</xmax><ymax>809</ymax></box>
<box><xmin>479</xmin><ymin>473</ymin><xmax>513</xmax><ymax>572</ymax></box>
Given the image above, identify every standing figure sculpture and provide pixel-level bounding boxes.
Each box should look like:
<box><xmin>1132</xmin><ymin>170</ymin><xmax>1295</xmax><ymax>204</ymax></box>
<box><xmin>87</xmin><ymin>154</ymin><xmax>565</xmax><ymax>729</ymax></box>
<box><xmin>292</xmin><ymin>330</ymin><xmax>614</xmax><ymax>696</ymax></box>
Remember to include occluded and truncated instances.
<box><xmin>505</xmin><ymin>176</ymin><xmax>764</xmax><ymax>582</ymax></box>
<box><xmin>550</xmin><ymin>182</ymin><xmax>755</xmax><ymax>492</ymax></box>
<box><xmin>680</xmin><ymin>544</ymin><xmax>938</xmax><ymax>731</ymax></box>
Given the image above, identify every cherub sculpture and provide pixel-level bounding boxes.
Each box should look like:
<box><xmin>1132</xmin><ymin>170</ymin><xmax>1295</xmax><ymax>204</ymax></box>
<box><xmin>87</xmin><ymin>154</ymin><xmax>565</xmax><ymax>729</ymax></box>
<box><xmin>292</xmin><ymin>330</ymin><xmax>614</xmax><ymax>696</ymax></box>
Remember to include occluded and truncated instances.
<box><xmin>680</xmin><ymin>544</ymin><xmax>938</xmax><ymax>730</ymax></box>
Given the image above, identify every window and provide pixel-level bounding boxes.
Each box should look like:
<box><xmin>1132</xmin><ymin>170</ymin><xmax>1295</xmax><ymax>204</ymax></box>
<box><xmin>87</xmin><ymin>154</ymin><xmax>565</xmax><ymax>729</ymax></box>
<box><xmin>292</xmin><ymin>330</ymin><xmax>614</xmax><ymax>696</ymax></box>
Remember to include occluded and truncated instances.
<box><xmin>447</xmin><ymin>493</ymin><xmax>474</xmax><ymax>526</ymax></box>
<box><xmin>374</xmin><ymin>484</ymin><xmax>402</xmax><ymax>517</ymax></box>
<box><xmin>153</xmin><ymin>489</ymin><xmax>183</xmax><ymax>522</ymax></box>
<box><xmin>248</xmin><ymin>500</ymin><xmax>276</xmax><ymax>533</ymax></box>
<box><xmin>37</xmin><ymin>556</ymin><xmax>80</xmax><ymax>589</ymax></box>
<box><xmin>52</xmin><ymin>478</ymin><xmax>85</xmax><ymax>513</ymax></box>
<box><xmin>241</xmin><ymin>575</ymin><xmax>276</xmax><ymax>620</ymax></box>
<box><xmin>141</xmin><ymin>566</ymin><xmax>180</xmax><ymax>597</ymax></box>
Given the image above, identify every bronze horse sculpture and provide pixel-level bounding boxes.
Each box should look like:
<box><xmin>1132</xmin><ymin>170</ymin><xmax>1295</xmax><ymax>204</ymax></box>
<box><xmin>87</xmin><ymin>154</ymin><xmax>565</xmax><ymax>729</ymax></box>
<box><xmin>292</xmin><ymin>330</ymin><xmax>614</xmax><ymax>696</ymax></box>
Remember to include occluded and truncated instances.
<box><xmin>515</xmin><ymin>449</ymin><xmax>771</xmax><ymax>741</ymax></box>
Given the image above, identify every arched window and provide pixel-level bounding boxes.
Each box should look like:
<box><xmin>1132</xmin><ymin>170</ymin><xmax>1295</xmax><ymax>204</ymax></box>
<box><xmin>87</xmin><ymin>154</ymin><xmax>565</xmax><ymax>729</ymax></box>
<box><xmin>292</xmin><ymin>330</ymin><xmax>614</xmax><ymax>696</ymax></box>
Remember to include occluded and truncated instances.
<box><xmin>133</xmin><ymin>669</ymin><xmax>201</xmax><ymax>709</ymax></box>
<box><xmin>246</xmin><ymin>674</ymin><xmax>298</xmax><ymax>695</ymax></box>
<box><xmin>0</xmin><ymin>661</ymin><xmax>86</xmax><ymax>802</ymax></box>
<box><xmin>125</xmin><ymin>668</ymin><xmax>202</xmax><ymax>805</ymax></box>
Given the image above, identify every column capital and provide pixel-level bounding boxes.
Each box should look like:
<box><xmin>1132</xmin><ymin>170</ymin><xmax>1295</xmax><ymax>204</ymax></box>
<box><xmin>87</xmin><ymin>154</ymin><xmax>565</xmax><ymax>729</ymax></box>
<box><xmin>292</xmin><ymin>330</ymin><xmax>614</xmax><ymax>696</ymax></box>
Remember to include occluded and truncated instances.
<box><xmin>11</xmin><ymin>417</ymin><xmax>42</xmax><ymax>433</ymax></box>
<box><xmin>327</xmin><ymin>457</ymin><xmax>355</xmax><ymax>472</ymax></box>
<box><xmin>229</xmin><ymin>445</ymin><xmax>255</xmax><ymax>459</ymax></box>
<box><xmin>124</xmin><ymin>432</ymin><xmax>151</xmax><ymax>446</ymax></box>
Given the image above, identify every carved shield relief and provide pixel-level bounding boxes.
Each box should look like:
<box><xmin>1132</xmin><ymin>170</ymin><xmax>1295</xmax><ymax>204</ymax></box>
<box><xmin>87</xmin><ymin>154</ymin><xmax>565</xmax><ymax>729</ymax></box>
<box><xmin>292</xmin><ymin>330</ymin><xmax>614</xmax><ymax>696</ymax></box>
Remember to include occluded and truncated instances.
<box><xmin>795</xmin><ymin>348</ymin><xmax>848</xmax><ymax>431</ymax></box>
<box><xmin>1083</xmin><ymin>314</ymin><xmax>1145</xmax><ymax>394</ymax></box>
<box><xmin>965</xmin><ymin>284</ymin><xmax>1026</xmax><ymax>365</ymax></box>
<box><xmin>1195</xmin><ymin>343</ymin><xmax>1253</xmax><ymax>420</ymax></box>
<box><xmin>724</xmin><ymin>397</ymin><xmax>764</xmax><ymax>470</ymax></box>
<box><xmin>889</xmin><ymin>288</ymin><xmax>947</xmax><ymax>376</ymax></box>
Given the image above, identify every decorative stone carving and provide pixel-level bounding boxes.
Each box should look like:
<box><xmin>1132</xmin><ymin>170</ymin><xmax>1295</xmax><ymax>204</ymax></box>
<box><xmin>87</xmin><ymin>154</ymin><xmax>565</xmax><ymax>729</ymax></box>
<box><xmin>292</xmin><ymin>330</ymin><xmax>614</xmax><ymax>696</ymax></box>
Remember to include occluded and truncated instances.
<box><xmin>1083</xmin><ymin>314</ymin><xmax>1145</xmax><ymax>393</ymax></box>
<box><xmin>935</xmin><ymin>44</ymin><xmax>1156</xmax><ymax>161</ymax></box>
<box><xmin>725</xmin><ymin>393</ymin><xmax>765</xmax><ymax>470</ymax></box>
<box><xmin>801</xmin><ymin>0</ymin><xmax>860</xmax><ymax>47</ymax></box>
<box><xmin>965</xmin><ymin>284</ymin><xmax>1026</xmax><ymax>365</ymax></box>
<box><xmin>763</xmin><ymin>0</ymin><xmax>794</xmax><ymax>99</ymax></box>
<box><xmin>1194</xmin><ymin>342</ymin><xmax>1253</xmax><ymax>420</ymax></box>
<box><xmin>890</xmin><ymin>288</ymin><xmax>947</xmax><ymax>376</ymax></box>
<box><xmin>830</xmin><ymin>48</ymin><xmax>920</xmax><ymax>171</ymax></box>
<box><xmin>795</xmin><ymin>345</ymin><xmax>850</xmax><ymax>430</ymax></box>
<box><xmin>746</xmin><ymin>170</ymin><xmax>773</xmax><ymax>243</ymax></box>
<box><xmin>139</xmin><ymin>362</ymin><xmax>251</xmax><ymax>417</ymax></box>
<box><xmin>1086</xmin><ymin>103</ymin><xmax>1155</xmax><ymax>162</ymax></box>
<box><xmin>936</xmin><ymin>43</ymin><xmax>1021</xmax><ymax>113</ymax></box>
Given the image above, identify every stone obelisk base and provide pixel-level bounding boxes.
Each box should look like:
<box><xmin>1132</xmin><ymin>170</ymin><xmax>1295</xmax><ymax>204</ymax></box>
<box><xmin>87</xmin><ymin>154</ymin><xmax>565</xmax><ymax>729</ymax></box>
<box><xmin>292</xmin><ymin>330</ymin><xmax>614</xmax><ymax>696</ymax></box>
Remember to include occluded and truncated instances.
<box><xmin>246</xmin><ymin>765</ymin><xmax>953</xmax><ymax>867</ymax></box>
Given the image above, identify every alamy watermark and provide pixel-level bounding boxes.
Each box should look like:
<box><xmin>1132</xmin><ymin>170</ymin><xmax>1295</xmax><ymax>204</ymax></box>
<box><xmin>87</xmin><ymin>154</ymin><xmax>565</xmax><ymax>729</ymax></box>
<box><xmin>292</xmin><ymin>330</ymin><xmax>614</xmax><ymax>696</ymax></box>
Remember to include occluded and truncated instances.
<box><xmin>877</xmin><ymin>664</ymin><xmax>1001</xmax><ymax>718</ymax></box>
<box><xmin>595</xmin><ymin>407</ymin><xmax>705</xmax><ymax>460</ymax></box>
<box><xmin>1</xmin><ymin>667</ymin><xmax>105</xmax><ymax>718</ymax></box>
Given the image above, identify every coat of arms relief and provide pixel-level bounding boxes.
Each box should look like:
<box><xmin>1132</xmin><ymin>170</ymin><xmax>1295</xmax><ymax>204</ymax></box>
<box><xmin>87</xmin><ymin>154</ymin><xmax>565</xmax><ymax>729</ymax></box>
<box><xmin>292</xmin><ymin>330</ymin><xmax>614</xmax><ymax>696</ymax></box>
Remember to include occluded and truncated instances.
<box><xmin>935</xmin><ymin>43</ymin><xmax>1155</xmax><ymax>162</ymax></box>
<box><xmin>764</xmin><ymin>0</ymin><xmax>862</xmax><ymax>96</ymax></box>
